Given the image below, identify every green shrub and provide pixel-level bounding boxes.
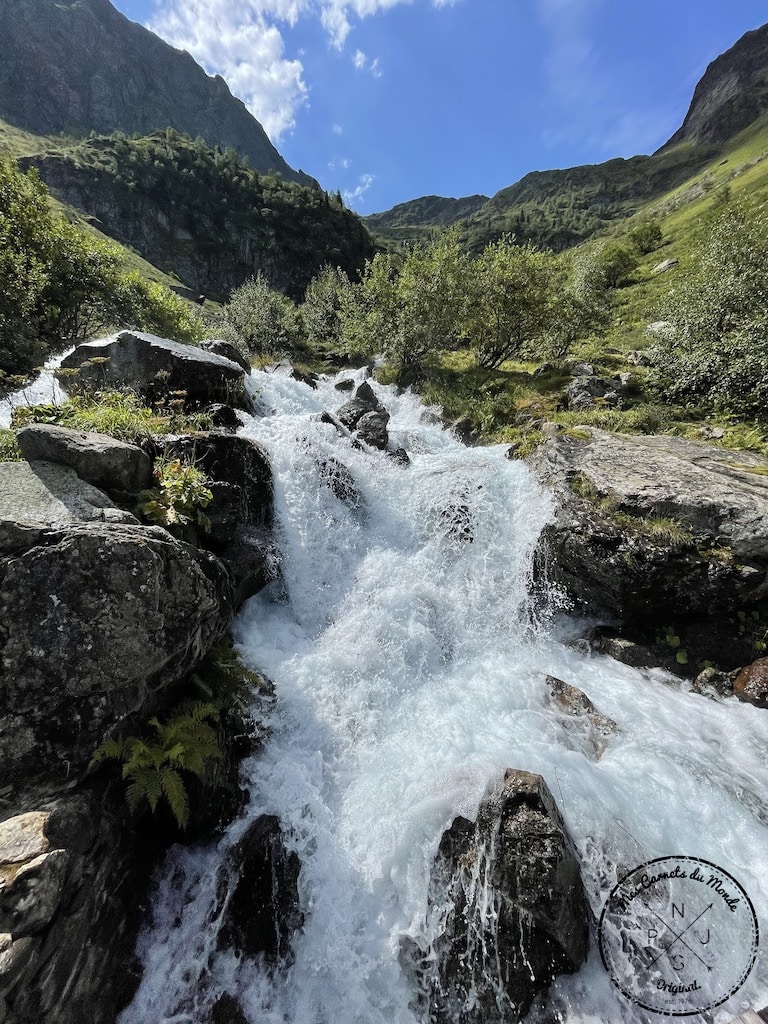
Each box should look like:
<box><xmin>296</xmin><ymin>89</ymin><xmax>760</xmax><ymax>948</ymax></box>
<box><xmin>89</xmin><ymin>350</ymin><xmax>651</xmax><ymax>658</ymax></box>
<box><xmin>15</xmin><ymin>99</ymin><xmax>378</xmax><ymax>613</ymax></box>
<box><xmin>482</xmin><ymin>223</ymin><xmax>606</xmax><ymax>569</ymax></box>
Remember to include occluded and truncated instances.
<box><xmin>651</xmin><ymin>196</ymin><xmax>768</xmax><ymax>420</ymax></box>
<box><xmin>0</xmin><ymin>427</ymin><xmax>22</xmax><ymax>461</ymax></box>
<box><xmin>138</xmin><ymin>458</ymin><xmax>213</xmax><ymax>542</ymax></box>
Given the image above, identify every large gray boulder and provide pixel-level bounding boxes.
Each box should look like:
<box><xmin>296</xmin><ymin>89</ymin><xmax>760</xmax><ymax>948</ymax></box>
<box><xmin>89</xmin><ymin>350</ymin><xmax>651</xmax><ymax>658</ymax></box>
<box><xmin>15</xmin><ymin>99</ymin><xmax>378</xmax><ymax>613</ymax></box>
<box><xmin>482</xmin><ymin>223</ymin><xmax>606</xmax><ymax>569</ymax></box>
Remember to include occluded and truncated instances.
<box><xmin>156</xmin><ymin>432</ymin><xmax>275</xmax><ymax>605</ymax></box>
<box><xmin>0</xmin><ymin>461</ymin><xmax>234</xmax><ymax>791</ymax></box>
<box><xmin>57</xmin><ymin>332</ymin><xmax>250</xmax><ymax>411</ymax></box>
<box><xmin>16</xmin><ymin>424</ymin><xmax>153</xmax><ymax>493</ymax></box>
<box><xmin>415</xmin><ymin>769</ymin><xmax>588</xmax><ymax>1024</ymax></box>
<box><xmin>528</xmin><ymin>428</ymin><xmax>768</xmax><ymax>639</ymax></box>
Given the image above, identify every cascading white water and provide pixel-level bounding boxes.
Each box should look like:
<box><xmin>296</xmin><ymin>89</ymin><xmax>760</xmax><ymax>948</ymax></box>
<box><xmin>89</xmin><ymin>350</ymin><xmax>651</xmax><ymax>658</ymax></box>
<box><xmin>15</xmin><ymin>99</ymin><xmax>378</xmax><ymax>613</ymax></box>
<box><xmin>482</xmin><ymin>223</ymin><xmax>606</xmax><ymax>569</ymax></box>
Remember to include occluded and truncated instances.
<box><xmin>119</xmin><ymin>366</ymin><xmax>768</xmax><ymax>1024</ymax></box>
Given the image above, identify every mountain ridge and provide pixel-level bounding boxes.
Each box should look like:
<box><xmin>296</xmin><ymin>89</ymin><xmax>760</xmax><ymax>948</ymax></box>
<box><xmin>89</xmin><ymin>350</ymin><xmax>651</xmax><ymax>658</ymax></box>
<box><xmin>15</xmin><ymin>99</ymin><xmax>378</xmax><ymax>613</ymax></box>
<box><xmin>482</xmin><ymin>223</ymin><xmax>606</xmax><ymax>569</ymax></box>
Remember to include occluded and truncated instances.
<box><xmin>0</xmin><ymin>0</ymin><xmax>313</xmax><ymax>186</ymax></box>
<box><xmin>367</xmin><ymin>21</ymin><xmax>768</xmax><ymax>252</ymax></box>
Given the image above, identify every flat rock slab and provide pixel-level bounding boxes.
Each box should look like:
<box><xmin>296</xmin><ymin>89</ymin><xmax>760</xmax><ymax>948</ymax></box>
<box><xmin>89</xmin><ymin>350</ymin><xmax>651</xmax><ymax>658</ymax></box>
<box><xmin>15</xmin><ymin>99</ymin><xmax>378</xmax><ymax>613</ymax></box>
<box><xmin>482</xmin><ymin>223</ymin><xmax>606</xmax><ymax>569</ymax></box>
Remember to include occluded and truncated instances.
<box><xmin>532</xmin><ymin>428</ymin><xmax>768</xmax><ymax>559</ymax></box>
<box><xmin>528</xmin><ymin>428</ymin><xmax>768</xmax><ymax>631</ymax></box>
<box><xmin>0</xmin><ymin>462</ymin><xmax>135</xmax><ymax>530</ymax></box>
<box><xmin>16</xmin><ymin>424</ymin><xmax>152</xmax><ymax>493</ymax></box>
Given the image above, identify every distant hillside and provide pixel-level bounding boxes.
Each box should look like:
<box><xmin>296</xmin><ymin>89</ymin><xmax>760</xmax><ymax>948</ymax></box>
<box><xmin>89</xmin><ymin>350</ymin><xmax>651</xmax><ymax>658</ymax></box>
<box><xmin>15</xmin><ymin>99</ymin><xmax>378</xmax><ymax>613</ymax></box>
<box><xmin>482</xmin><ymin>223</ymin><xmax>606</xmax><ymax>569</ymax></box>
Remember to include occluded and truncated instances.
<box><xmin>367</xmin><ymin>22</ymin><xmax>768</xmax><ymax>253</ymax></box>
<box><xmin>664</xmin><ymin>22</ymin><xmax>768</xmax><ymax>148</ymax></box>
<box><xmin>0</xmin><ymin>0</ymin><xmax>313</xmax><ymax>186</ymax></box>
<box><xmin>366</xmin><ymin>194</ymin><xmax>488</xmax><ymax>232</ymax></box>
<box><xmin>367</xmin><ymin>145</ymin><xmax>713</xmax><ymax>253</ymax></box>
<box><xmin>15</xmin><ymin>129</ymin><xmax>374</xmax><ymax>301</ymax></box>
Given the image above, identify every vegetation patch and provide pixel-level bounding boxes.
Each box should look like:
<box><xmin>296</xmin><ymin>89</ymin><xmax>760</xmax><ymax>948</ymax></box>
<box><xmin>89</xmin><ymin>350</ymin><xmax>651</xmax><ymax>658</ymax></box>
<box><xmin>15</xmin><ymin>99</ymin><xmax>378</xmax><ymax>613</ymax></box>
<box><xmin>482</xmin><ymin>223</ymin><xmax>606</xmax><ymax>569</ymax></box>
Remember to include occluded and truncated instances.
<box><xmin>90</xmin><ymin>641</ymin><xmax>270</xmax><ymax>830</ymax></box>
<box><xmin>138</xmin><ymin>457</ymin><xmax>213</xmax><ymax>543</ymax></box>
<box><xmin>11</xmin><ymin>390</ymin><xmax>212</xmax><ymax>444</ymax></box>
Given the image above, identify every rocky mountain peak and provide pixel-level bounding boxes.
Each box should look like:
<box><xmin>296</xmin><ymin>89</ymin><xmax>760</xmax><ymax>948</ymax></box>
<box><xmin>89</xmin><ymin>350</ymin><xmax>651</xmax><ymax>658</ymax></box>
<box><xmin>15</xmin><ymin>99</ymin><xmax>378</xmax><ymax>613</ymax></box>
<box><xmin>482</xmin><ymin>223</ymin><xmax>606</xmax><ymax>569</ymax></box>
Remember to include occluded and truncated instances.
<box><xmin>0</xmin><ymin>0</ymin><xmax>313</xmax><ymax>185</ymax></box>
<box><xmin>662</xmin><ymin>21</ymin><xmax>768</xmax><ymax>149</ymax></box>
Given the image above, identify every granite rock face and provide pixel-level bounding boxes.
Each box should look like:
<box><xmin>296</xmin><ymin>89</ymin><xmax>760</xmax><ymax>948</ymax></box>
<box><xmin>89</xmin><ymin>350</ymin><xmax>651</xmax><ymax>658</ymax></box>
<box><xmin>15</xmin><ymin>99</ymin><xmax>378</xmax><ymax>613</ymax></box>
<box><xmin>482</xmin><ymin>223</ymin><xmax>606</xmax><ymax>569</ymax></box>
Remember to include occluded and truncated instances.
<box><xmin>0</xmin><ymin>794</ymin><xmax>167</xmax><ymax>1024</ymax></box>
<box><xmin>663</xmin><ymin>22</ymin><xmax>768</xmax><ymax>148</ymax></box>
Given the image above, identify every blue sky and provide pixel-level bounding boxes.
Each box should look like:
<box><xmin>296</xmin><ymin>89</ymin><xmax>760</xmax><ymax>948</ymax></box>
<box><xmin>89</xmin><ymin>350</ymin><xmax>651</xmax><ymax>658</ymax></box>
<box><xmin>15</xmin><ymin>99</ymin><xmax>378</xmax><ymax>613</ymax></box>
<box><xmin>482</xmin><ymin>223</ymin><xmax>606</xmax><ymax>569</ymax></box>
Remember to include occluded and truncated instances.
<box><xmin>111</xmin><ymin>0</ymin><xmax>768</xmax><ymax>214</ymax></box>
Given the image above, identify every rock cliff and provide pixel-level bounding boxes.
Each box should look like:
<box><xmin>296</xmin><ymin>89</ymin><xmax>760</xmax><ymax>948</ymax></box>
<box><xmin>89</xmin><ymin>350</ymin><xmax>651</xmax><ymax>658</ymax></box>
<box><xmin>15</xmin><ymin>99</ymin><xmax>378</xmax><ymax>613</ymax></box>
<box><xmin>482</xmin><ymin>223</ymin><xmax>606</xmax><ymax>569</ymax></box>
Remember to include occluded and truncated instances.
<box><xmin>0</xmin><ymin>0</ymin><xmax>312</xmax><ymax>185</ymax></box>
<box><xmin>663</xmin><ymin>22</ymin><xmax>768</xmax><ymax>149</ymax></box>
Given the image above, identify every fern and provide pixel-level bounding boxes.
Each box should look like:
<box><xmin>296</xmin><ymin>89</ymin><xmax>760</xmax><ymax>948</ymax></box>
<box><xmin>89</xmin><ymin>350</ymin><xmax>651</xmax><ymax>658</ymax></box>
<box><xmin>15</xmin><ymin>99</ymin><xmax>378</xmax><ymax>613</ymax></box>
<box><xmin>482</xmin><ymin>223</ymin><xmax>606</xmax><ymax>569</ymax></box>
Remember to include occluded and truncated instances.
<box><xmin>90</xmin><ymin>701</ymin><xmax>222</xmax><ymax>829</ymax></box>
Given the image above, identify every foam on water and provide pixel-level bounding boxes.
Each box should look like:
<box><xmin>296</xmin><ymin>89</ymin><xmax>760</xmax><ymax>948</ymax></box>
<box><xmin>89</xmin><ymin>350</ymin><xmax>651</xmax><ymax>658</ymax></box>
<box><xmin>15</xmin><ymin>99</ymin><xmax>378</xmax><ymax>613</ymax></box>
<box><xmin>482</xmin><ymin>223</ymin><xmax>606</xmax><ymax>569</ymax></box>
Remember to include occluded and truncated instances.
<box><xmin>119</xmin><ymin>367</ymin><xmax>768</xmax><ymax>1024</ymax></box>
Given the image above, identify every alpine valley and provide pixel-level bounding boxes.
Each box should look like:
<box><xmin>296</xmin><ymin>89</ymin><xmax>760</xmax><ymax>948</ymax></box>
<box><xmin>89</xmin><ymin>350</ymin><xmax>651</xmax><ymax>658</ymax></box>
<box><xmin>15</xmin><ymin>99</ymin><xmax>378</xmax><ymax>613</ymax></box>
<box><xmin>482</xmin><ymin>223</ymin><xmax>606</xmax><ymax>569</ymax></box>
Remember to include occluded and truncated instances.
<box><xmin>2</xmin><ymin>7</ymin><xmax>768</xmax><ymax>1024</ymax></box>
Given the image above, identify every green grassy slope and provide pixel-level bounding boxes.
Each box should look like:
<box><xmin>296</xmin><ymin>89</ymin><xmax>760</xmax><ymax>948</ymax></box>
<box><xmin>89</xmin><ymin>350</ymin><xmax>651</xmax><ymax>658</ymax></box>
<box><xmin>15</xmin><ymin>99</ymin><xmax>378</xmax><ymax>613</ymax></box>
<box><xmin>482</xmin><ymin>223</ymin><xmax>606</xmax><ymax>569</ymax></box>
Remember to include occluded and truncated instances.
<box><xmin>366</xmin><ymin>142</ymin><xmax>717</xmax><ymax>254</ymax></box>
<box><xmin>0</xmin><ymin>118</ymin><xmax>195</xmax><ymax>296</ymax></box>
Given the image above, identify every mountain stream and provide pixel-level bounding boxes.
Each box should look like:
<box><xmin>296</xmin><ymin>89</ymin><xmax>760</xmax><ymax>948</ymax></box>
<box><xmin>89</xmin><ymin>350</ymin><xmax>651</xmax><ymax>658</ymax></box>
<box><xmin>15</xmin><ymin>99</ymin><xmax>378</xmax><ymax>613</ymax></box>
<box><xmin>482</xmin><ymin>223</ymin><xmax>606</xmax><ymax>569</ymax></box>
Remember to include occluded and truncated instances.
<box><xmin>96</xmin><ymin>366</ymin><xmax>768</xmax><ymax>1022</ymax></box>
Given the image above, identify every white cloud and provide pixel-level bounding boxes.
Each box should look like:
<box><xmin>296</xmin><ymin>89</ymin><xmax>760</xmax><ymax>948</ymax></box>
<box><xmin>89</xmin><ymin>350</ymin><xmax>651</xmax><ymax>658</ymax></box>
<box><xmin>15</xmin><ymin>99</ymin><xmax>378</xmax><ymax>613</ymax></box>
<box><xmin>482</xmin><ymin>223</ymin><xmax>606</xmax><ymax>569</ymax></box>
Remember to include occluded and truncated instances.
<box><xmin>148</xmin><ymin>0</ymin><xmax>459</xmax><ymax>139</ymax></box>
<box><xmin>343</xmin><ymin>172</ymin><xmax>375</xmax><ymax>207</ymax></box>
<box><xmin>150</xmin><ymin>0</ymin><xmax>308</xmax><ymax>139</ymax></box>
<box><xmin>353</xmin><ymin>50</ymin><xmax>382</xmax><ymax>76</ymax></box>
<box><xmin>332</xmin><ymin>123</ymin><xmax>344</xmax><ymax>135</ymax></box>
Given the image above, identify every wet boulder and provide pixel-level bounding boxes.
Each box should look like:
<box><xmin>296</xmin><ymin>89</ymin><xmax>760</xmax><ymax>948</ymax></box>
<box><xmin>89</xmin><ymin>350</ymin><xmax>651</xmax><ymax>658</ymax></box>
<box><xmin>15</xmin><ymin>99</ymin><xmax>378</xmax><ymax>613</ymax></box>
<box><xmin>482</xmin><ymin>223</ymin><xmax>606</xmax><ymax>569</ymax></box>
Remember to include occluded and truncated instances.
<box><xmin>218</xmin><ymin>815</ymin><xmax>303</xmax><ymax>963</ymax></box>
<box><xmin>334</xmin><ymin>381</ymin><xmax>390</xmax><ymax>451</ymax></box>
<box><xmin>156</xmin><ymin>432</ymin><xmax>275</xmax><ymax>605</ymax></box>
<box><xmin>733</xmin><ymin>657</ymin><xmax>768</xmax><ymax>708</ymax></box>
<box><xmin>316</xmin><ymin>456</ymin><xmax>365</xmax><ymax>513</ymax></box>
<box><xmin>545</xmin><ymin>675</ymin><xmax>619</xmax><ymax>761</ymax></box>
<box><xmin>417</xmin><ymin>769</ymin><xmax>588</xmax><ymax>1023</ymax></box>
<box><xmin>355</xmin><ymin>409</ymin><xmax>390</xmax><ymax>450</ymax></box>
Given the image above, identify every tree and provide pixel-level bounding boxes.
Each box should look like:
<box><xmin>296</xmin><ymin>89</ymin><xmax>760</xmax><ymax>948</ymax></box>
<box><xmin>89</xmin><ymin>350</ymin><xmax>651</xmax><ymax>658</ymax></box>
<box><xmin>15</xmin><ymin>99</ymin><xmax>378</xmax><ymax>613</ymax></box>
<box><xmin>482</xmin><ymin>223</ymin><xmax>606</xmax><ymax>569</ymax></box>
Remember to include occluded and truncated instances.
<box><xmin>466</xmin><ymin>238</ymin><xmax>556</xmax><ymax>369</ymax></box>
<box><xmin>338</xmin><ymin>230</ymin><xmax>472</xmax><ymax>379</ymax></box>
<box><xmin>221</xmin><ymin>273</ymin><xmax>302</xmax><ymax>357</ymax></box>
<box><xmin>651</xmin><ymin>197</ymin><xmax>768</xmax><ymax>419</ymax></box>
<box><xmin>628</xmin><ymin>219</ymin><xmax>663</xmax><ymax>255</ymax></box>
<box><xmin>543</xmin><ymin>247</ymin><xmax>611</xmax><ymax>359</ymax></box>
<box><xmin>590</xmin><ymin>240</ymin><xmax>639</xmax><ymax>289</ymax></box>
<box><xmin>301</xmin><ymin>265</ymin><xmax>355</xmax><ymax>351</ymax></box>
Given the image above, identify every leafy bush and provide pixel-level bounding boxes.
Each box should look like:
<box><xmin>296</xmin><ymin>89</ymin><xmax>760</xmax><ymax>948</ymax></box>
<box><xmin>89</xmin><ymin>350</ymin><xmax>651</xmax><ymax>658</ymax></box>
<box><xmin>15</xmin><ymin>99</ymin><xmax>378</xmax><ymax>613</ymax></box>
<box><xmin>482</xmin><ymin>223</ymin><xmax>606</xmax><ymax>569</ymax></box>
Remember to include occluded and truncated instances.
<box><xmin>221</xmin><ymin>273</ymin><xmax>303</xmax><ymax>358</ymax></box>
<box><xmin>138</xmin><ymin>458</ymin><xmax>213</xmax><ymax>541</ymax></box>
<box><xmin>651</xmin><ymin>196</ymin><xmax>768</xmax><ymax>419</ymax></box>
<box><xmin>0</xmin><ymin>428</ymin><xmax>22</xmax><ymax>461</ymax></box>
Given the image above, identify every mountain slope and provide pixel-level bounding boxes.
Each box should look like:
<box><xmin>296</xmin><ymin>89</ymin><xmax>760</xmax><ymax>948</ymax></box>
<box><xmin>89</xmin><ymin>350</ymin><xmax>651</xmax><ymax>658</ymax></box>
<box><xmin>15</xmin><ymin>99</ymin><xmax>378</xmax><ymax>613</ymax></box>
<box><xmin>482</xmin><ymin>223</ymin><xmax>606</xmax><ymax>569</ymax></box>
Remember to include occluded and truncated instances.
<box><xmin>663</xmin><ymin>22</ymin><xmax>768</xmax><ymax>149</ymax></box>
<box><xmin>13</xmin><ymin>129</ymin><xmax>374</xmax><ymax>301</ymax></box>
<box><xmin>367</xmin><ymin>22</ymin><xmax>768</xmax><ymax>253</ymax></box>
<box><xmin>0</xmin><ymin>0</ymin><xmax>312</xmax><ymax>185</ymax></box>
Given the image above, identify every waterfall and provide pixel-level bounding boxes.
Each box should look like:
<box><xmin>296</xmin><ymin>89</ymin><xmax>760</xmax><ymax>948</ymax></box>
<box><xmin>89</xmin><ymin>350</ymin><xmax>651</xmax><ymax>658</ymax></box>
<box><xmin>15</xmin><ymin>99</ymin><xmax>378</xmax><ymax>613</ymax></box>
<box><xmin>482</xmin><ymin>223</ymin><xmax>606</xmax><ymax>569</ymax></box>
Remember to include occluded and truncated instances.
<box><xmin>119</xmin><ymin>366</ymin><xmax>768</xmax><ymax>1023</ymax></box>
